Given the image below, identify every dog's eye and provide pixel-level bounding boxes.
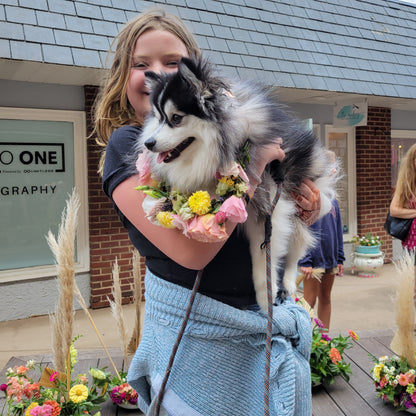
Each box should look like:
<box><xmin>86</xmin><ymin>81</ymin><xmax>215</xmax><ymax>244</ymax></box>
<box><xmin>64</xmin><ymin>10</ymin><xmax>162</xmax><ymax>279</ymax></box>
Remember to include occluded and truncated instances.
<box><xmin>171</xmin><ymin>114</ymin><xmax>183</xmax><ymax>126</ymax></box>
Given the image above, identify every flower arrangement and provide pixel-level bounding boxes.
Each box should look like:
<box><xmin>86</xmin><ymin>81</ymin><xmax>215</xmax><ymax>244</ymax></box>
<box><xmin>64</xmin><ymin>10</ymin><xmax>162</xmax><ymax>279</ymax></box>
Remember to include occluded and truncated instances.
<box><xmin>351</xmin><ymin>232</ymin><xmax>383</xmax><ymax>247</ymax></box>
<box><xmin>109</xmin><ymin>372</ymin><xmax>138</xmax><ymax>408</ymax></box>
<box><xmin>310</xmin><ymin>318</ymin><xmax>357</xmax><ymax>386</ymax></box>
<box><xmin>371</xmin><ymin>354</ymin><xmax>416</xmax><ymax>410</ymax></box>
<box><xmin>135</xmin><ymin>150</ymin><xmax>249</xmax><ymax>242</ymax></box>
<box><xmin>1</xmin><ymin>341</ymin><xmax>111</xmax><ymax>416</ymax></box>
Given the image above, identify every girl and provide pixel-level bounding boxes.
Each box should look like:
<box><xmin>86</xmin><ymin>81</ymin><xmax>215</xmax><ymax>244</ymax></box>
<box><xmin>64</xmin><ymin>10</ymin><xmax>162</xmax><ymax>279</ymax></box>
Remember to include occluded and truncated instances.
<box><xmin>390</xmin><ymin>143</ymin><xmax>416</xmax><ymax>301</ymax></box>
<box><xmin>299</xmin><ymin>151</ymin><xmax>345</xmax><ymax>331</ymax></box>
<box><xmin>95</xmin><ymin>8</ymin><xmax>320</xmax><ymax>415</ymax></box>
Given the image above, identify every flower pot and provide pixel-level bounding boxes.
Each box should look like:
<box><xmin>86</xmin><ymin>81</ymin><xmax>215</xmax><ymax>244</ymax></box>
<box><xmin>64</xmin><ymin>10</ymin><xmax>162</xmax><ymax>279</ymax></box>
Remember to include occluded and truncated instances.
<box><xmin>118</xmin><ymin>402</ymin><xmax>138</xmax><ymax>410</ymax></box>
<box><xmin>355</xmin><ymin>244</ymin><xmax>381</xmax><ymax>254</ymax></box>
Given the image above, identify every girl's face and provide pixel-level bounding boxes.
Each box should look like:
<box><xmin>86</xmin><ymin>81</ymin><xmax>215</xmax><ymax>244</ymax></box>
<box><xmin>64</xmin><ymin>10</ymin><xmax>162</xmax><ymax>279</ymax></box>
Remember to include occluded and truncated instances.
<box><xmin>127</xmin><ymin>29</ymin><xmax>189</xmax><ymax>122</ymax></box>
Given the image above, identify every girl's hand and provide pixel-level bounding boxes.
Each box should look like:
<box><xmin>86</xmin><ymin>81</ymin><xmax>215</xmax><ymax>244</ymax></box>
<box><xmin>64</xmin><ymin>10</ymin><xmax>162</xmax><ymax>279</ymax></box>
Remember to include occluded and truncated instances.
<box><xmin>248</xmin><ymin>139</ymin><xmax>285</xmax><ymax>189</ymax></box>
<box><xmin>292</xmin><ymin>179</ymin><xmax>321</xmax><ymax>226</ymax></box>
<box><xmin>337</xmin><ymin>264</ymin><xmax>344</xmax><ymax>276</ymax></box>
<box><xmin>301</xmin><ymin>266</ymin><xmax>313</xmax><ymax>280</ymax></box>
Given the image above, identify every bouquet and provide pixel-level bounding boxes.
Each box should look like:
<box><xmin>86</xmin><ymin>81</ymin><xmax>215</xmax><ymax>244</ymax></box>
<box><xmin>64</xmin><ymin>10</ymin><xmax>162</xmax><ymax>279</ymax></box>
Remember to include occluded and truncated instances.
<box><xmin>371</xmin><ymin>354</ymin><xmax>416</xmax><ymax>410</ymax></box>
<box><xmin>1</xmin><ymin>338</ymin><xmax>111</xmax><ymax>416</ymax></box>
<box><xmin>351</xmin><ymin>232</ymin><xmax>383</xmax><ymax>247</ymax></box>
<box><xmin>109</xmin><ymin>372</ymin><xmax>138</xmax><ymax>408</ymax></box>
<box><xmin>135</xmin><ymin>151</ymin><xmax>249</xmax><ymax>242</ymax></box>
<box><xmin>310</xmin><ymin>318</ymin><xmax>357</xmax><ymax>386</ymax></box>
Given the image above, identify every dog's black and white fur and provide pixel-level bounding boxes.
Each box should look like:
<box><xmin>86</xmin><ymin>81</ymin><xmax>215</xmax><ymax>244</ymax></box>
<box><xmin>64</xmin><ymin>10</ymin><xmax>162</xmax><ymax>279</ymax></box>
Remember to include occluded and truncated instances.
<box><xmin>135</xmin><ymin>57</ymin><xmax>336</xmax><ymax>310</ymax></box>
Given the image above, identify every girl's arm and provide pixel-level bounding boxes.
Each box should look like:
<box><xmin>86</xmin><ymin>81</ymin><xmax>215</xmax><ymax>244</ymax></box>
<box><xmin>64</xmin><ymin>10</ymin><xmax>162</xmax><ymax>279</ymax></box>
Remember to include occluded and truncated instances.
<box><xmin>390</xmin><ymin>193</ymin><xmax>416</xmax><ymax>218</ymax></box>
<box><xmin>113</xmin><ymin>173</ymin><xmax>233</xmax><ymax>270</ymax></box>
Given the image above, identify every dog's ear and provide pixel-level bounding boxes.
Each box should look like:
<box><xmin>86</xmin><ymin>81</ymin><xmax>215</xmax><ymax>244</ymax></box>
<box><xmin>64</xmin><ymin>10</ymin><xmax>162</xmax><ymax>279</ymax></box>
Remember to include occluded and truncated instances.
<box><xmin>144</xmin><ymin>71</ymin><xmax>163</xmax><ymax>92</ymax></box>
<box><xmin>179</xmin><ymin>58</ymin><xmax>213</xmax><ymax>112</ymax></box>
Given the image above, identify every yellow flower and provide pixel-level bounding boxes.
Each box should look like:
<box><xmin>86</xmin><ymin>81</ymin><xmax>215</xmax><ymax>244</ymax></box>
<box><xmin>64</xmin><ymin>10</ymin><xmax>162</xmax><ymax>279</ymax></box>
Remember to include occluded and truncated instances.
<box><xmin>373</xmin><ymin>363</ymin><xmax>384</xmax><ymax>381</ymax></box>
<box><xmin>25</xmin><ymin>402</ymin><xmax>39</xmax><ymax>416</ymax></box>
<box><xmin>188</xmin><ymin>191</ymin><xmax>211</xmax><ymax>215</ymax></box>
<box><xmin>69</xmin><ymin>384</ymin><xmax>88</xmax><ymax>403</ymax></box>
<box><xmin>156</xmin><ymin>211</ymin><xmax>175</xmax><ymax>228</ymax></box>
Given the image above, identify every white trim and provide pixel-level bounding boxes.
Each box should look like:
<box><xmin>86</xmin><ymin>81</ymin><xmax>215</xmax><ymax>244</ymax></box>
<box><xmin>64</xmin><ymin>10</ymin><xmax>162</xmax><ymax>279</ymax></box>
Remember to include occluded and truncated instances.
<box><xmin>0</xmin><ymin>107</ymin><xmax>89</xmax><ymax>283</ymax></box>
<box><xmin>324</xmin><ymin>125</ymin><xmax>357</xmax><ymax>241</ymax></box>
<box><xmin>391</xmin><ymin>129</ymin><xmax>416</xmax><ymax>139</ymax></box>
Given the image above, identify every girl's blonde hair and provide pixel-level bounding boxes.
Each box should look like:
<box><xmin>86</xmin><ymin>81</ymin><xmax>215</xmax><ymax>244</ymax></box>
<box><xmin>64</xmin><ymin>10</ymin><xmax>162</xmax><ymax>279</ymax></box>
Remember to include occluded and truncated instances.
<box><xmin>395</xmin><ymin>143</ymin><xmax>416</xmax><ymax>207</ymax></box>
<box><xmin>93</xmin><ymin>8</ymin><xmax>201</xmax><ymax>172</ymax></box>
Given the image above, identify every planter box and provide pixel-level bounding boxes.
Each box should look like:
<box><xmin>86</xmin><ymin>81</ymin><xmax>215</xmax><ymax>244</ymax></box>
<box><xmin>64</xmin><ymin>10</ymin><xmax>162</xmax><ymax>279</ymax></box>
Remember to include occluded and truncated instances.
<box><xmin>355</xmin><ymin>245</ymin><xmax>381</xmax><ymax>254</ymax></box>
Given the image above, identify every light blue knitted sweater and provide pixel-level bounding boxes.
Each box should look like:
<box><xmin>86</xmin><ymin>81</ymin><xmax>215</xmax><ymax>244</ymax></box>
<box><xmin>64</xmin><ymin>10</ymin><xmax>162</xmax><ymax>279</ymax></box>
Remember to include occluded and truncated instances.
<box><xmin>127</xmin><ymin>270</ymin><xmax>312</xmax><ymax>416</ymax></box>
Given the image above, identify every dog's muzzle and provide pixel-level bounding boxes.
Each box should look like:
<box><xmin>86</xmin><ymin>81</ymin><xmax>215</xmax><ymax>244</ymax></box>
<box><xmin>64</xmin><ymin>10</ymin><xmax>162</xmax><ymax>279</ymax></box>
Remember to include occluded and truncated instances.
<box><xmin>146</xmin><ymin>137</ymin><xmax>195</xmax><ymax>164</ymax></box>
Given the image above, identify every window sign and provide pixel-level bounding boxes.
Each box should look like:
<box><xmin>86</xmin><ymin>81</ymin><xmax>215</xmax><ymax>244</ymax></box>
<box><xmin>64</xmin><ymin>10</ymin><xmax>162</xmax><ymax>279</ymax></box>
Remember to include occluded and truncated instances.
<box><xmin>0</xmin><ymin>108</ymin><xmax>89</xmax><ymax>282</ymax></box>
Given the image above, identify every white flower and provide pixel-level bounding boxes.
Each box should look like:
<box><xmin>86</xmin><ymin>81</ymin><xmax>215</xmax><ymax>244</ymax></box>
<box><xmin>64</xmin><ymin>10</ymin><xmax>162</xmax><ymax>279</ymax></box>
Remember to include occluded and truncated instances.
<box><xmin>142</xmin><ymin>196</ymin><xmax>166</xmax><ymax>221</ymax></box>
<box><xmin>26</xmin><ymin>360</ymin><xmax>36</xmax><ymax>369</ymax></box>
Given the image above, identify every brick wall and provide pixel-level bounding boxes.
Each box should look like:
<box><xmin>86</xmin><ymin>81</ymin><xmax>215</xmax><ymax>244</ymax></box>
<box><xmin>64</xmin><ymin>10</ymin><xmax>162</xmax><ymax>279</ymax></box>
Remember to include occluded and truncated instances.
<box><xmin>84</xmin><ymin>85</ymin><xmax>145</xmax><ymax>308</ymax></box>
<box><xmin>356</xmin><ymin>106</ymin><xmax>392</xmax><ymax>261</ymax></box>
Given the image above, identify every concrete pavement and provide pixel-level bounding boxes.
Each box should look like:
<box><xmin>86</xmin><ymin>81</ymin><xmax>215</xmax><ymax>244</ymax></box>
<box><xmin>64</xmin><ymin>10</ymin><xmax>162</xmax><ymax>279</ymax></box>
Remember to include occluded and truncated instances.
<box><xmin>0</xmin><ymin>262</ymin><xmax>400</xmax><ymax>371</ymax></box>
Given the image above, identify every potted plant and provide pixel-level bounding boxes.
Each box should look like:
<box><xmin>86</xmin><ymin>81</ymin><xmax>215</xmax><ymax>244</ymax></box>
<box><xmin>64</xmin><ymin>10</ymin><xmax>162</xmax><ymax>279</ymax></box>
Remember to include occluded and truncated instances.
<box><xmin>310</xmin><ymin>318</ymin><xmax>357</xmax><ymax>386</ymax></box>
<box><xmin>351</xmin><ymin>232</ymin><xmax>383</xmax><ymax>254</ymax></box>
<box><xmin>109</xmin><ymin>372</ymin><xmax>138</xmax><ymax>409</ymax></box>
<box><xmin>371</xmin><ymin>354</ymin><xmax>416</xmax><ymax>411</ymax></box>
<box><xmin>0</xmin><ymin>339</ymin><xmax>110</xmax><ymax>416</ymax></box>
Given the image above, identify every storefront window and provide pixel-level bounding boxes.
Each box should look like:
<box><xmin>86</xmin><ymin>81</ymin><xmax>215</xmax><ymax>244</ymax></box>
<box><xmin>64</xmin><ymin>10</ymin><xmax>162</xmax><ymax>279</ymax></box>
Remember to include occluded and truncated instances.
<box><xmin>0</xmin><ymin>108</ymin><xmax>89</xmax><ymax>282</ymax></box>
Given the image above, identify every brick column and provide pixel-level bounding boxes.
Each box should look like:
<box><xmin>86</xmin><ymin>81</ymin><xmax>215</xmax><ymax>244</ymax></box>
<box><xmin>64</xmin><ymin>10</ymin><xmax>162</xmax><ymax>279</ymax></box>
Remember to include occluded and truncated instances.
<box><xmin>84</xmin><ymin>85</ymin><xmax>144</xmax><ymax>308</ymax></box>
<box><xmin>355</xmin><ymin>106</ymin><xmax>392</xmax><ymax>261</ymax></box>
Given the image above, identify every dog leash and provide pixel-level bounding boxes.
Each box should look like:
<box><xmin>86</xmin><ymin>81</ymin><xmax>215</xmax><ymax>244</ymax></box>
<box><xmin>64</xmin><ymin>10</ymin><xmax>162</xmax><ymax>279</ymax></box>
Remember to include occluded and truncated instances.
<box><xmin>263</xmin><ymin>185</ymin><xmax>282</xmax><ymax>416</ymax></box>
<box><xmin>153</xmin><ymin>269</ymin><xmax>203</xmax><ymax>416</ymax></box>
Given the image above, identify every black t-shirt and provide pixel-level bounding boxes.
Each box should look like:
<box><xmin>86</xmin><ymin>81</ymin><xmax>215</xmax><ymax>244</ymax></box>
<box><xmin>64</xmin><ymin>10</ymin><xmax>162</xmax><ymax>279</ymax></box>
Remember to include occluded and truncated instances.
<box><xmin>102</xmin><ymin>125</ymin><xmax>256</xmax><ymax>308</ymax></box>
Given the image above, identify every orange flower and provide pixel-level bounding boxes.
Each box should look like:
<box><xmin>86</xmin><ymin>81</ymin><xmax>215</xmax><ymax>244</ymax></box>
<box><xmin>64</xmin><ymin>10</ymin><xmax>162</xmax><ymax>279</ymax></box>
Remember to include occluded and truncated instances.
<box><xmin>406</xmin><ymin>371</ymin><xmax>416</xmax><ymax>384</ymax></box>
<box><xmin>348</xmin><ymin>329</ymin><xmax>359</xmax><ymax>341</ymax></box>
<box><xmin>15</xmin><ymin>366</ymin><xmax>28</xmax><ymax>374</ymax></box>
<box><xmin>43</xmin><ymin>400</ymin><xmax>61</xmax><ymax>416</ymax></box>
<box><xmin>329</xmin><ymin>347</ymin><xmax>342</xmax><ymax>364</ymax></box>
<box><xmin>398</xmin><ymin>373</ymin><xmax>410</xmax><ymax>386</ymax></box>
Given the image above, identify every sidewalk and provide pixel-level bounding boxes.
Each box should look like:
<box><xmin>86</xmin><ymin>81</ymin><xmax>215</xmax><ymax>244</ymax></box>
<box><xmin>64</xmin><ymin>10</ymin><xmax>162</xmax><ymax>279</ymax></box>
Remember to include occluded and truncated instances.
<box><xmin>0</xmin><ymin>262</ymin><xmax>399</xmax><ymax>370</ymax></box>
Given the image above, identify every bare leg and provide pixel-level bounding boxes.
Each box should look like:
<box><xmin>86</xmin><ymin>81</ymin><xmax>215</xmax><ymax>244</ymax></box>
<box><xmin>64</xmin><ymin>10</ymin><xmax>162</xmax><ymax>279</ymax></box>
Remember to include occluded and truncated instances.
<box><xmin>317</xmin><ymin>273</ymin><xmax>336</xmax><ymax>331</ymax></box>
<box><xmin>303</xmin><ymin>275</ymin><xmax>320</xmax><ymax>310</ymax></box>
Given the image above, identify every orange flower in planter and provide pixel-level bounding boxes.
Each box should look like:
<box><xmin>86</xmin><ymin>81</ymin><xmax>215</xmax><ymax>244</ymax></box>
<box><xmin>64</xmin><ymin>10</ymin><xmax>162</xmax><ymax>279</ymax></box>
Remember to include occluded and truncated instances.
<box><xmin>329</xmin><ymin>347</ymin><xmax>342</xmax><ymax>364</ymax></box>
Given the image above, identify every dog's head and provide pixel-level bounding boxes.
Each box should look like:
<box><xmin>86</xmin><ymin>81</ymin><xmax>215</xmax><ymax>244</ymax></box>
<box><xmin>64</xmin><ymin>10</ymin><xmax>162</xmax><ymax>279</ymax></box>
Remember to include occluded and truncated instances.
<box><xmin>140</xmin><ymin>57</ymin><xmax>232</xmax><ymax>192</ymax></box>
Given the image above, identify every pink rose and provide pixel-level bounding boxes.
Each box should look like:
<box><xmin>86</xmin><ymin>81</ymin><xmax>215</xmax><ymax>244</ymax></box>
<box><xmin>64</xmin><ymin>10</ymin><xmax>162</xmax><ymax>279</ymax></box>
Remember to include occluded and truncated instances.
<box><xmin>0</xmin><ymin>383</ymin><xmax>7</xmax><ymax>392</ymax></box>
<box><xmin>186</xmin><ymin>214</ymin><xmax>228</xmax><ymax>242</ymax></box>
<box><xmin>219</xmin><ymin>196</ymin><xmax>247</xmax><ymax>223</ymax></box>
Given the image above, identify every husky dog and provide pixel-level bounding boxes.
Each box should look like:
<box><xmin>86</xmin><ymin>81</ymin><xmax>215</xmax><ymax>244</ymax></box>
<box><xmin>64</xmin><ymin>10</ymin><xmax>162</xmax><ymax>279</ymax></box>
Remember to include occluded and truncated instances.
<box><xmin>136</xmin><ymin>57</ymin><xmax>336</xmax><ymax>310</ymax></box>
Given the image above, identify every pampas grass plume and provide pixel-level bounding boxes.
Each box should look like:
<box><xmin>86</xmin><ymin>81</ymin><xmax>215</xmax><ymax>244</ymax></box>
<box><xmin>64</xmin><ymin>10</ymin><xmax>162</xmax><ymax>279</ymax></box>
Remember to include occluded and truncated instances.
<box><xmin>390</xmin><ymin>251</ymin><xmax>416</xmax><ymax>368</ymax></box>
<box><xmin>47</xmin><ymin>189</ymin><xmax>79</xmax><ymax>373</ymax></box>
<box><xmin>128</xmin><ymin>249</ymin><xmax>143</xmax><ymax>356</ymax></box>
<box><xmin>108</xmin><ymin>258</ymin><xmax>130</xmax><ymax>368</ymax></box>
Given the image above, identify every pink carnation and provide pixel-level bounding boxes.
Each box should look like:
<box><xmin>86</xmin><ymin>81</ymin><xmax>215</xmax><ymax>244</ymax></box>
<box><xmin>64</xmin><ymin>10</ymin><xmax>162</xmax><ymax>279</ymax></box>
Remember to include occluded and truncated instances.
<box><xmin>218</xmin><ymin>196</ymin><xmax>247</xmax><ymax>223</ymax></box>
<box><xmin>135</xmin><ymin>151</ymin><xmax>155</xmax><ymax>186</ymax></box>
<box><xmin>186</xmin><ymin>214</ymin><xmax>228</xmax><ymax>242</ymax></box>
<box><xmin>30</xmin><ymin>404</ymin><xmax>54</xmax><ymax>416</ymax></box>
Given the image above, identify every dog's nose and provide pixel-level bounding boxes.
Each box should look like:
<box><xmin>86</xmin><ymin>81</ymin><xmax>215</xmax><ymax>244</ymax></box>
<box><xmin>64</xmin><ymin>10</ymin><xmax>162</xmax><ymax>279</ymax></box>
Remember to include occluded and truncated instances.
<box><xmin>145</xmin><ymin>137</ymin><xmax>156</xmax><ymax>150</ymax></box>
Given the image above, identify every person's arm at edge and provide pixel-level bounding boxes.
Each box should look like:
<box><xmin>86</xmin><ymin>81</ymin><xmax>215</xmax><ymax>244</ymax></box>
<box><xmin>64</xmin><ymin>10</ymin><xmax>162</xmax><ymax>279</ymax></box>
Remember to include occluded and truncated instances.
<box><xmin>390</xmin><ymin>193</ymin><xmax>416</xmax><ymax>219</ymax></box>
